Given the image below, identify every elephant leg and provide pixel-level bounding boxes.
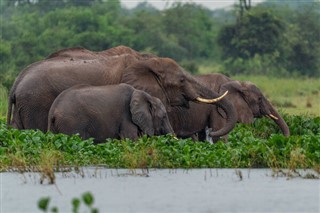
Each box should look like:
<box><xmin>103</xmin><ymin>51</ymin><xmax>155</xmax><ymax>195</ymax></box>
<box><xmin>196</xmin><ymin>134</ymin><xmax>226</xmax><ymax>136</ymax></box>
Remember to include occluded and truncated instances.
<box><xmin>14</xmin><ymin>93</ymin><xmax>54</xmax><ymax>132</ymax></box>
<box><xmin>197</xmin><ymin>130</ymin><xmax>207</xmax><ymax>142</ymax></box>
<box><xmin>14</xmin><ymin>105</ymin><xmax>48</xmax><ymax>131</ymax></box>
<box><xmin>11</xmin><ymin>106</ymin><xmax>24</xmax><ymax>129</ymax></box>
<box><xmin>190</xmin><ymin>133</ymin><xmax>199</xmax><ymax>141</ymax></box>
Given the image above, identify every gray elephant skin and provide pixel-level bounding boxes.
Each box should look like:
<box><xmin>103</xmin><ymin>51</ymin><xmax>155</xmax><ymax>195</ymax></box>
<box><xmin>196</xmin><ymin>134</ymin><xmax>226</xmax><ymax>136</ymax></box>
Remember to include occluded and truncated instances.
<box><xmin>7</xmin><ymin>46</ymin><xmax>237</xmax><ymax>138</ymax></box>
<box><xmin>168</xmin><ymin>73</ymin><xmax>290</xmax><ymax>142</ymax></box>
<box><xmin>48</xmin><ymin>84</ymin><xmax>174</xmax><ymax>143</ymax></box>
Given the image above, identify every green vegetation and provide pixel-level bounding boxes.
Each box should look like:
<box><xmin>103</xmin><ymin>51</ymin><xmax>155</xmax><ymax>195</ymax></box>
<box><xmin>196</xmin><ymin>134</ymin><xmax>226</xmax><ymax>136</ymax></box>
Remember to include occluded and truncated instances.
<box><xmin>0</xmin><ymin>85</ymin><xmax>8</xmax><ymax>118</ymax></box>
<box><xmin>1</xmin><ymin>0</ymin><xmax>319</xmax><ymax>90</ymax></box>
<box><xmin>229</xmin><ymin>76</ymin><xmax>320</xmax><ymax>116</ymax></box>
<box><xmin>38</xmin><ymin>192</ymin><xmax>99</xmax><ymax>213</ymax></box>
<box><xmin>217</xmin><ymin>3</ymin><xmax>320</xmax><ymax>76</ymax></box>
<box><xmin>1</xmin><ymin>114</ymin><xmax>319</xmax><ymax>172</ymax></box>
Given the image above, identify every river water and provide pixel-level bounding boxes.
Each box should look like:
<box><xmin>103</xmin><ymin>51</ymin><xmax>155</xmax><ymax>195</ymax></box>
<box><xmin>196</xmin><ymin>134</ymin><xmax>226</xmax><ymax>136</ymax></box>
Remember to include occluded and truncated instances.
<box><xmin>1</xmin><ymin>168</ymin><xmax>319</xmax><ymax>213</ymax></box>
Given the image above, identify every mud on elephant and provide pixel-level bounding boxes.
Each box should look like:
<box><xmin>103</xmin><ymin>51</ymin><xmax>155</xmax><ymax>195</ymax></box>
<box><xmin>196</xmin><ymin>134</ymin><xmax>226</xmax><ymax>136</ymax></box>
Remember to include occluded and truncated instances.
<box><xmin>7</xmin><ymin>46</ymin><xmax>237</xmax><ymax>138</ymax></box>
<box><xmin>48</xmin><ymin>84</ymin><xmax>174</xmax><ymax>143</ymax></box>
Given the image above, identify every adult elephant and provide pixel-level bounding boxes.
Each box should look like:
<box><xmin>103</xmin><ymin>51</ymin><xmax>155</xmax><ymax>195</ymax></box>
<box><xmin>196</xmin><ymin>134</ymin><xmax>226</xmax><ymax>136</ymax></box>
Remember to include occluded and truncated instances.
<box><xmin>45</xmin><ymin>45</ymin><xmax>156</xmax><ymax>60</ymax></box>
<box><xmin>7</xmin><ymin>46</ymin><xmax>237</xmax><ymax>138</ymax></box>
<box><xmin>48</xmin><ymin>84</ymin><xmax>174</xmax><ymax>143</ymax></box>
<box><xmin>168</xmin><ymin>73</ymin><xmax>290</xmax><ymax>142</ymax></box>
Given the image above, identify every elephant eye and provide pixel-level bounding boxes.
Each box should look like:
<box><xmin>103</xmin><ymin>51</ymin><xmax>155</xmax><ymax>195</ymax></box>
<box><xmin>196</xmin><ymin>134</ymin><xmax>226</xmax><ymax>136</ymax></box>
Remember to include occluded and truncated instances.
<box><xmin>180</xmin><ymin>77</ymin><xmax>185</xmax><ymax>83</ymax></box>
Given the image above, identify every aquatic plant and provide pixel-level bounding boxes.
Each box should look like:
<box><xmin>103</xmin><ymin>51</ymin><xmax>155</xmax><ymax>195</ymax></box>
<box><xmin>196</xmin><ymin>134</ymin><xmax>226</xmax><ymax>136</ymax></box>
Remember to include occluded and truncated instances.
<box><xmin>0</xmin><ymin>114</ymin><xmax>319</xmax><ymax>172</ymax></box>
<box><xmin>38</xmin><ymin>192</ymin><xmax>98</xmax><ymax>213</ymax></box>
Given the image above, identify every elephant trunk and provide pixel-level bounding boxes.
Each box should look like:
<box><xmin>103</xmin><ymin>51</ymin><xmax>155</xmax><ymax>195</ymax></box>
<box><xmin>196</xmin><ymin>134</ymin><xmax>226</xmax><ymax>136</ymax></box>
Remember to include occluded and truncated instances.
<box><xmin>208</xmin><ymin>97</ymin><xmax>237</xmax><ymax>138</ymax></box>
<box><xmin>268</xmin><ymin>107</ymin><xmax>290</xmax><ymax>137</ymax></box>
<box><xmin>161</xmin><ymin>118</ymin><xmax>175</xmax><ymax>136</ymax></box>
<box><xmin>191</xmin><ymin>79</ymin><xmax>237</xmax><ymax>138</ymax></box>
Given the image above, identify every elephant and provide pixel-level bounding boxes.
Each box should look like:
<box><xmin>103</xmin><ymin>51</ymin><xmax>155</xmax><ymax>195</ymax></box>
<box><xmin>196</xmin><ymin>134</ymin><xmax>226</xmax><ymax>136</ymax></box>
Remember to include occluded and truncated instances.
<box><xmin>45</xmin><ymin>45</ymin><xmax>156</xmax><ymax>60</ymax></box>
<box><xmin>7</xmin><ymin>46</ymin><xmax>237</xmax><ymax>138</ymax></box>
<box><xmin>168</xmin><ymin>73</ymin><xmax>290</xmax><ymax>142</ymax></box>
<box><xmin>48</xmin><ymin>84</ymin><xmax>174</xmax><ymax>142</ymax></box>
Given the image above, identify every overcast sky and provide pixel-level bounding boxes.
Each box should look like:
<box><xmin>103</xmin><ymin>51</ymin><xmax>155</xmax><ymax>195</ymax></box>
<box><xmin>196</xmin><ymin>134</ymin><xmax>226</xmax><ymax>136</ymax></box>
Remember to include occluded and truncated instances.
<box><xmin>121</xmin><ymin>0</ymin><xmax>266</xmax><ymax>10</ymax></box>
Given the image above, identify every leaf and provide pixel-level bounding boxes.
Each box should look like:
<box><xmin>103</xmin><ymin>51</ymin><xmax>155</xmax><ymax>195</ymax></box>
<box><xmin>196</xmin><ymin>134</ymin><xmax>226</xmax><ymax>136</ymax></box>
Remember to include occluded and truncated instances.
<box><xmin>91</xmin><ymin>208</ymin><xmax>99</xmax><ymax>213</ymax></box>
<box><xmin>38</xmin><ymin>197</ymin><xmax>50</xmax><ymax>212</ymax></box>
<box><xmin>82</xmin><ymin>192</ymin><xmax>94</xmax><ymax>207</ymax></box>
<box><xmin>51</xmin><ymin>207</ymin><xmax>59</xmax><ymax>213</ymax></box>
<box><xmin>72</xmin><ymin>198</ymin><xmax>80</xmax><ymax>213</ymax></box>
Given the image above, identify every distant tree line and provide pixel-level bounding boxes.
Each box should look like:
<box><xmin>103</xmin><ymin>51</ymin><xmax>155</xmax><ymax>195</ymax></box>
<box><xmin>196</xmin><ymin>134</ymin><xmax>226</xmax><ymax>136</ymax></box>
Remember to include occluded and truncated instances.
<box><xmin>0</xmin><ymin>0</ymin><xmax>319</xmax><ymax>89</ymax></box>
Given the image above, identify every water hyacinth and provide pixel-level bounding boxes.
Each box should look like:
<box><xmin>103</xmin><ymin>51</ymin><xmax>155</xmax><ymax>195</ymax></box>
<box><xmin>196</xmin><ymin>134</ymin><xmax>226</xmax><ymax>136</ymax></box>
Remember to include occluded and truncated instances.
<box><xmin>0</xmin><ymin>115</ymin><xmax>319</xmax><ymax>172</ymax></box>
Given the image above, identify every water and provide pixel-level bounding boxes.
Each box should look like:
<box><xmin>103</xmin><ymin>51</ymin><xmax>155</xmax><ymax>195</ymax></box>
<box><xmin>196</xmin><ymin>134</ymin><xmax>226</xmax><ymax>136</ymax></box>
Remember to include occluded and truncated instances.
<box><xmin>1</xmin><ymin>168</ymin><xmax>319</xmax><ymax>213</ymax></box>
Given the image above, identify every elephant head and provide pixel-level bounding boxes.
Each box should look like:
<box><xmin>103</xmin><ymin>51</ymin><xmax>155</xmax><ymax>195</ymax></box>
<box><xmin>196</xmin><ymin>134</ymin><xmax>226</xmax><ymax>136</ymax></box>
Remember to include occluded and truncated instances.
<box><xmin>130</xmin><ymin>90</ymin><xmax>174</xmax><ymax>136</ymax></box>
<box><xmin>219</xmin><ymin>80</ymin><xmax>290</xmax><ymax>136</ymax></box>
<box><xmin>122</xmin><ymin>57</ymin><xmax>237</xmax><ymax>138</ymax></box>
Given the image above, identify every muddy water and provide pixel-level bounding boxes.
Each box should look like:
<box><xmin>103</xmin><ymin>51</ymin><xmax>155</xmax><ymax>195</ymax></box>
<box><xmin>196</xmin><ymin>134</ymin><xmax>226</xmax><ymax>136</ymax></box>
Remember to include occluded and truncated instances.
<box><xmin>1</xmin><ymin>168</ymin><xmax>319</xmax><ymax>213</ymax></box>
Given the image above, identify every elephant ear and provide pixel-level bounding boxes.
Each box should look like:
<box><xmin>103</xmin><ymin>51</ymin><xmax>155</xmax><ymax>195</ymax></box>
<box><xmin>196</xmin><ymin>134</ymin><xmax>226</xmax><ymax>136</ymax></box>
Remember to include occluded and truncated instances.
<box><xmin>219</xmin><ymin>81</ymin><xmax>254</xmax><ymax>123</ymax></box>
<box><xmin>130</xmin><ymin>90</ymin><xmax>155</xmax><ymax>136</ymax></box>
<box><xmin>122</xmin><ymin>58</ymin><xmax>168</xmax><ymax>106</ymax></box>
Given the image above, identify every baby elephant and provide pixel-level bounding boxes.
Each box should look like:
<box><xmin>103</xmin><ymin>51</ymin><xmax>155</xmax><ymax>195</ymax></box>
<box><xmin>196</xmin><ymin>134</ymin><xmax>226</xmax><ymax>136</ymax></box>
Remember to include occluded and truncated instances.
<box><xmin>48</xmin><ymin>83</ymin><xmax>174</xmax><ymax>143</ymax></box>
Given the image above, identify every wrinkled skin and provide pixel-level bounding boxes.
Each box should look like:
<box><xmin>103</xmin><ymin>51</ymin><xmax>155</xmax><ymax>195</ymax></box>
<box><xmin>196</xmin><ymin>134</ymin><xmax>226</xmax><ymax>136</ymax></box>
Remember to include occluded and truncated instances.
<box><xmin>48</xmin><ymin>84</ymin><xmax>174</xmax><ymax>143</ymax></box>
<box><xmin>169</xmin><ymin>73</ymin><xmax>290</xmax><ymax>142</ymax></box>
<box><xmin>7</xmin><ymin>46</ymin><xmax>237</xmax><ymax>136</ymax></box>
<box><xmin>45</xmin><ymin>45</ymin><xmax>156</xmax><ymax>60</ymax></box>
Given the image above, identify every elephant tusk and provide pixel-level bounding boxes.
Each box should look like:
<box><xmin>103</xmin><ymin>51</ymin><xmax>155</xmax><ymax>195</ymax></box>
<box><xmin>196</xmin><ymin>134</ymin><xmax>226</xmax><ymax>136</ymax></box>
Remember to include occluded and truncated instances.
<box><xmin>196</xmin><ymin>91</ymin><xmax>228</xmax><ymax>104</ymax></box>
<box><xmin>173</xmin><ymin>136</ymin><xmax>179</xmax><ymax>140</ymax></box>
<box><xmin>269</xmin><ymin>114</ymin><xmax>278</xmax><ymax>120</ymax></box>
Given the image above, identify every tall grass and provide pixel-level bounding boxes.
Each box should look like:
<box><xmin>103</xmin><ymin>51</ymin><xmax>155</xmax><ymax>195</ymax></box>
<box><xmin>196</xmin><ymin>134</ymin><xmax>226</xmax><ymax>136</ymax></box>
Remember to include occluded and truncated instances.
<box><xmin>232</xmin><ymin>76</ymin><xmax>320</xmax><ymax>116</ymax></box>
<box><xmin>0</xmin><ymin>84</ymin><xmax>8</xmax><ymax>118</ymax></box>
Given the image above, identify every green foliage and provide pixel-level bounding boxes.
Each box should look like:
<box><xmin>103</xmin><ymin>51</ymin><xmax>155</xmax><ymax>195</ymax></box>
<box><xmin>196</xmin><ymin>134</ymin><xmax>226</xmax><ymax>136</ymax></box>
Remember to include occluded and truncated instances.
<box><xmin>162</xmin><ymin>3</ymin><xmax>217</xmax><ymax>59</ymax></box>
<box><xmin>38</xmin><ymin>192</ymin><xmax>99</xmax><ymax>213</ymax></box>
<box><xmin>218</xmin><ymin>9</ymin><xmax>284</xmax><ymax>60</ymax></box>
<box><xmin>0</xmin><ymin>85</ymin><xmax>8</xmax><ymax>118</ymax></box>
<box><xmin>217</xmin><ymin>3</ymin><xmax>320</xmax><ymax>77</ymax></box>
<box><xmin>285</xmin><ymin>4</ymin><xmax>320</xmax><ymax>77</ymax></box>
<box><xmin>38</xmin><ymin>197</ymin><xmax>50</xmax><ymax>212</ymax></box>
<box><xmin>179</xmin><ymin>60</ymin><xmax>199</xmax><ymax>74</ymax></box>
<box><xmin>1</xmin><ymin>113</ymin><xmax>319</xmax><ymax>171</ymax></box>
<box><xmin>217</xmin><ymin>8</ymin><xmax>287</xmax><ymax>75</ymax></box>
<box><xmin>1</xmin><ymin>1</ymin><xmax>319</xmax><ymax>89</ymax></box>
<box><xmin>0</xmin><ymin>1</ymin><xmax>220</xmax><ymax>89</ymax></box>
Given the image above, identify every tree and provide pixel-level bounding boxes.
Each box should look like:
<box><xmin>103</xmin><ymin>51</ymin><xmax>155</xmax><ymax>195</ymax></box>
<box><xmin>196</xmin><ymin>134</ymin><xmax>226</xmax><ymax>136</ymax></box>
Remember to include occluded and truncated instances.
<box><xmin>286</xmin><ymin>4</ymin><xmax>320</xmax><ymax>76</ymax></box>
<box><xmin>162</xmin><ymin>3</ymin><xmax>216</xmax><ymax>59</ymax></box>
<box><xmin>218</xmin><ymin>8</ymin><xmax>285</xmax><ymax>59</ymax></box>
<box><xmin>239</xmin><ymin>0</ymin><xmax>251</xmax><ymax>17</ymax></box>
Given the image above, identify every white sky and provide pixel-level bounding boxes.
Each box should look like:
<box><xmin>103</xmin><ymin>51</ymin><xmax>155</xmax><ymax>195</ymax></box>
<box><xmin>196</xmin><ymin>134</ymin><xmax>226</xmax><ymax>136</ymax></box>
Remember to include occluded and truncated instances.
<box><xmin>121</xmin><ymin>0</ymin><xmax>266</xmax><ymax>10</ymax></box>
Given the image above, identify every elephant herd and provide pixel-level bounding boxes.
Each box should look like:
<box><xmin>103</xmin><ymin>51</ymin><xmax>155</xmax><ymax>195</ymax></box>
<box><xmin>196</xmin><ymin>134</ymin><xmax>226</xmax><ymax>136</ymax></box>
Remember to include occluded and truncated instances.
<box><xmin>7</xmin><ymin>46</ymin><xmax>290</xmax><ymax>143</ymax></box>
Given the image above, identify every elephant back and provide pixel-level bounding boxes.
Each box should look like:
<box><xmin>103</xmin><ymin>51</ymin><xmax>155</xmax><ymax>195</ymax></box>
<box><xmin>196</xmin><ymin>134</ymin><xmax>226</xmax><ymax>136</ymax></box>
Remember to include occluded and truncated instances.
<box><xmin>46</xmin><ymin>47</ymin><xmax>98</xmax><ymax>59</ymax></box>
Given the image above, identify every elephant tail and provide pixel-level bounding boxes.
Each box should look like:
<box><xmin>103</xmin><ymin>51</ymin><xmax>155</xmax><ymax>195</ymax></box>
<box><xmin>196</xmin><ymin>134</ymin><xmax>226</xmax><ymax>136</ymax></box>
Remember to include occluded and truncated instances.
<box><xmin>7</xmin><ymin>94</ymin><xmax>25</xmax><ymax>129</ymax></box>
<box><xmin>6</xmin><ymin>93</ymin><xmax>15</xmax><ymax>127</ymax></box>
<box><xmin>47</xmin><ymin>115</ymin><xmax>56</xmax><ymax>132</ymax></box>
